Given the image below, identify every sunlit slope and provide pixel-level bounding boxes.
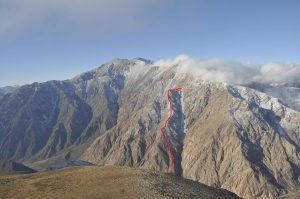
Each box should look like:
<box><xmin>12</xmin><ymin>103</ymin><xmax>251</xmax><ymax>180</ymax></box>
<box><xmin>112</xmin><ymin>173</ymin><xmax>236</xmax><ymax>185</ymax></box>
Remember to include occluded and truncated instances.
<box><xmin>0</xmin><ymin>166</ymin><xmax>240</xmax><ymax>199</ymax></box>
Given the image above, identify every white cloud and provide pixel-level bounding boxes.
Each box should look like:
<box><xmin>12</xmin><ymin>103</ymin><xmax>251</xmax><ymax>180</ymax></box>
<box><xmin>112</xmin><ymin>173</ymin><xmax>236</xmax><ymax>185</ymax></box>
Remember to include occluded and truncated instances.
<box><xmin>154</xmin><ymin>55</ymin><xmax>300</xmax><ymax>85</ymax></box>
<box><xmin>0</xmin><ymin>0</ymin><xmax>160</xmax><ymax>37</ymax></box>
<box><xmin>257</xmin><ymin>63</ymin><xmax>300</xmax><ymax>84</ymax></box>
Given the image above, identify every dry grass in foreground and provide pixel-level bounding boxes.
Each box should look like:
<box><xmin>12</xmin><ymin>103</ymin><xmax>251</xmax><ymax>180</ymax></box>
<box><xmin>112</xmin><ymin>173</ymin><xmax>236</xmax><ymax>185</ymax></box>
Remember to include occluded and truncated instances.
<box><xmin>0</xmin><ymin>165</ymin><xmax>241</xmax><ymax>199</ymax></box>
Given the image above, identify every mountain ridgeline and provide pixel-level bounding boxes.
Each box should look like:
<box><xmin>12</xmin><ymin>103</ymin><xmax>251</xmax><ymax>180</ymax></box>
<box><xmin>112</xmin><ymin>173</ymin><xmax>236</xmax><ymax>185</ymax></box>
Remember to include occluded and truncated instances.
<box><xmin>0</xmin><ymin>86</ymin><xmax>18</xmax><ymax>100</ymax></box>
<box><xmin>0</xmin><ymin>58</ymin><xmax>300</xmax><ymax>198</ymax></box>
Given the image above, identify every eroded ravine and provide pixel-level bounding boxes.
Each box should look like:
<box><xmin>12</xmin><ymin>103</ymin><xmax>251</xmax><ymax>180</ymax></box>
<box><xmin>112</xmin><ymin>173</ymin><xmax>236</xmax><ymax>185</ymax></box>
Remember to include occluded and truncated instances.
<box><xmin>162</xmin><ymin>88</ymin><xmax>185</xmax><ymax>176</ymax></box>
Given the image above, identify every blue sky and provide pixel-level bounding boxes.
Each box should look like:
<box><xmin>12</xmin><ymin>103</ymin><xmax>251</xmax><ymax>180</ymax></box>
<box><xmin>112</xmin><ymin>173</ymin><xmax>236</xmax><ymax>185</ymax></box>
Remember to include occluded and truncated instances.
<box><xmin>0</xmin><ymin>0</ymin><xmax>299</xmax><ymax>86</ymax></box>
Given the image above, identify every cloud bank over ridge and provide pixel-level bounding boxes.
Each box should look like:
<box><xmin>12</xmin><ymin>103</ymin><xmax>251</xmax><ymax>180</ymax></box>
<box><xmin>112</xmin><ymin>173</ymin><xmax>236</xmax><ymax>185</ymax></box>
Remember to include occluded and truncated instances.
<box><xmin>154</xmin><ymin>55</ymin><xmax>300</xmax><ymax>85</ymax></box>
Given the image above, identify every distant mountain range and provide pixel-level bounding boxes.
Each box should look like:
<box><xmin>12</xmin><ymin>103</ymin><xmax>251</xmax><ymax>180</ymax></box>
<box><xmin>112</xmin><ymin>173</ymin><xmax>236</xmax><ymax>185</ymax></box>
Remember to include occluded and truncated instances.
<box><xmin>245</xmin><ymin>82</ymin><xmax>300</xmax><ymax>111</ymax></box>
<box><xmin>0</xmin><ymin>58</ymin><xmax>299</xmax><ymax>198</ymax></box>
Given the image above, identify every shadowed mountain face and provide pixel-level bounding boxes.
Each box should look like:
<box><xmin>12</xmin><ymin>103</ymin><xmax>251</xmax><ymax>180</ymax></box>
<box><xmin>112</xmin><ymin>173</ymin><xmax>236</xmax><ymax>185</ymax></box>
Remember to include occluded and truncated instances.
<box><xmin>47</xmin><ymin>160</ymin><xmax>95</xmax><ymax>171</ymax></box>
<box><xmin>0</xmin><ymin>58</ymin><xmax>300</xmax><ymax>198</ymax></box>
<box><xmin>0</xmin><ymin>86</ymin><xmax>18</xmax><ymax>100</ymax></box>
<box><xmin>0</xmin><ymin>81</ymin><xmax>92</xmax><ymax>162</ymax></box>
<box><xmin>0</xmin><ymin>160</ymin><xmax>35</xmax><ymax>174</ymax></box>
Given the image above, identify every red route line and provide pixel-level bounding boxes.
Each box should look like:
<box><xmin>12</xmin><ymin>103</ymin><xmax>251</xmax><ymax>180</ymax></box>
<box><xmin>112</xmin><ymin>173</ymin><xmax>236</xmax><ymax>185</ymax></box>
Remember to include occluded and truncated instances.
<box><xmin>160</xmin><ymin>87</ymin><xmax>183</xmax><ymax>175</ymax></box>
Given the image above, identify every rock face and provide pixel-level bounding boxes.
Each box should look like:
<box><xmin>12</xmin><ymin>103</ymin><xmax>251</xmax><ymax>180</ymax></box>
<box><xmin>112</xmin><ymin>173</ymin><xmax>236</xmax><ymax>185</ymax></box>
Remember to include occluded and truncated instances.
<box><xmin>0</xmin><ymin>58</ymin><xmax>299</xmax><ymax>198</ymax></box>
<box><xmin>181</xmin><ymin>85</ymin><xmax>300</xmax><ymax>198</ymax></box>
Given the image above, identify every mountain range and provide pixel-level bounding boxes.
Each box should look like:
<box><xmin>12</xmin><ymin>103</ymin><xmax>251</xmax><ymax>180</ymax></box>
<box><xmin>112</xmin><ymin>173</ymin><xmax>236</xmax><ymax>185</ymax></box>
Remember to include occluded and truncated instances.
<box><xmin>0</xmin><ymin>58</ymin><xmax>299</xmax><ymax>198</ymax></box>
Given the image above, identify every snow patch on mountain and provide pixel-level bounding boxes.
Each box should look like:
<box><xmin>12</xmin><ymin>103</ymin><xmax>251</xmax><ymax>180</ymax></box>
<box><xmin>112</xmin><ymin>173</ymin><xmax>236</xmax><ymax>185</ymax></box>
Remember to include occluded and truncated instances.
<box><xmin>228</xmin><ymin>85</ymin><xmax>299</xmax><ymax>139</ymax></box>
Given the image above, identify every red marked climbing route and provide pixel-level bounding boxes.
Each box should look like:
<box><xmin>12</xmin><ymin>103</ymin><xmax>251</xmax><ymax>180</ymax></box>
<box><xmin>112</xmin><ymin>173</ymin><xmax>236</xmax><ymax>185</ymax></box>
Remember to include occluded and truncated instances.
<box><xmin>160</xmin><ymin>87</ymin><xmax>182</xmax><ymax>175</ymax></box>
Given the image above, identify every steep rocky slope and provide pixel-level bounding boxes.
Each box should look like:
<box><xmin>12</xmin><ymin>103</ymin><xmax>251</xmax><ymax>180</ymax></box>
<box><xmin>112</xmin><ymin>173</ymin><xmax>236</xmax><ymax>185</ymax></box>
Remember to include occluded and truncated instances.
<box><xmin>0</xmin><ymin>58</ymin><xmax>299</xmax><ymax>198</ymax></box>
<box><xmin>181</xmin><ymin>84</ymin><xmax>300</xmax><ymax>198</ymax></box>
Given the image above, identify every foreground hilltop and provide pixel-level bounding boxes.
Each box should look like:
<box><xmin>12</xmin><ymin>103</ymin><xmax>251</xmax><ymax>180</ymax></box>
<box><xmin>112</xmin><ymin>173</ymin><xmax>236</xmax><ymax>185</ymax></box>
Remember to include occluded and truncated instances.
<box><xmin>0</xmin><ymin>166</ymin><xmax>240</xmax><ymax>199</ymax></box>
